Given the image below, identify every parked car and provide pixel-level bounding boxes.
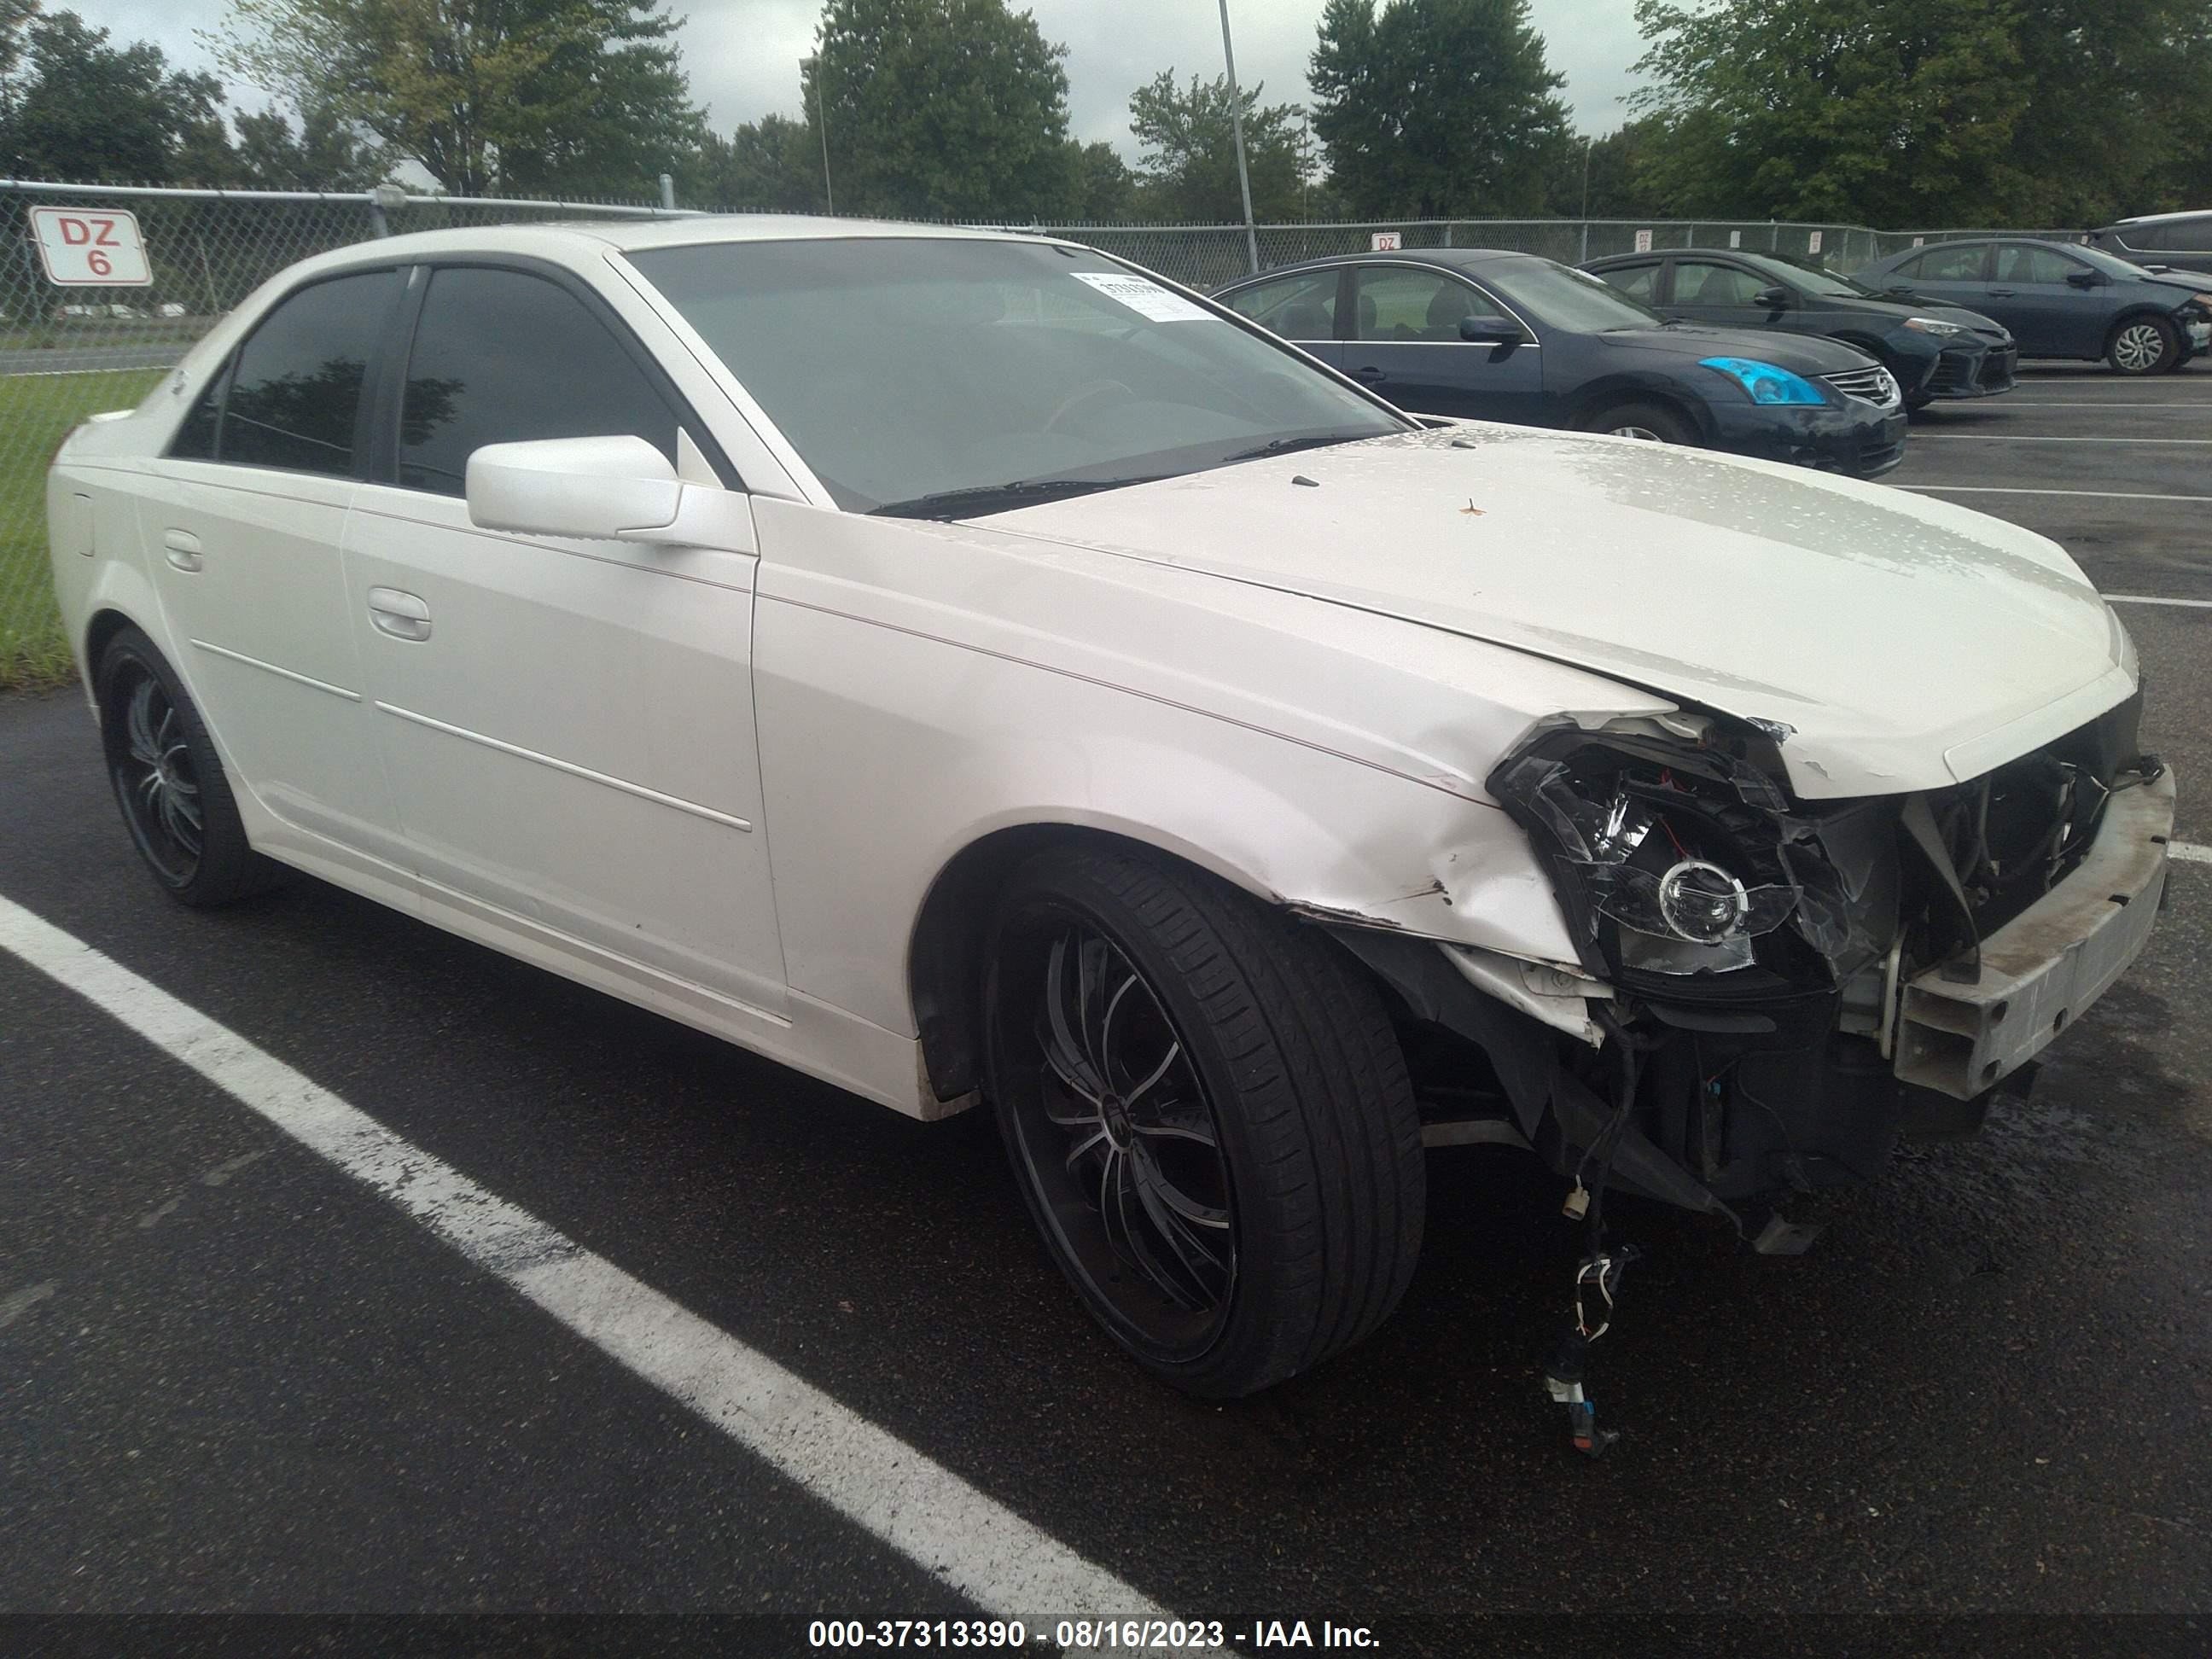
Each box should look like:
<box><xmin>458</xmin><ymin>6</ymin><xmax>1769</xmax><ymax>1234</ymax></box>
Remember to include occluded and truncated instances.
<box><xmin>1855</xmin><ymin>237</ymin><xmax>2212</xmax><ymax>373</ymax></box>
<box><xmin>1581</xmin><ymin>246</ymin><xmax>2016</xmax><ymax>410</ymax></box>
<box><xmin>1215</xmin><ymin>248</ymin><xmax>1908</xmax><ymax>478</ymax></box>
<box><xmin>2088</xmin><ymin>211</ymin><xmax>2212</xmax><ymax>282</ymax></box>
<box><xmin>49</xmin><ymin>219</ymin><xmax>2172</xmax><ymax>1402</ymax></box>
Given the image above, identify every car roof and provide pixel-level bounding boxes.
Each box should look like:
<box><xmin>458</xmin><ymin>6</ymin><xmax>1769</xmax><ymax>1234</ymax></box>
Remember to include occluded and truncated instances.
<box><xmin>321</xmin><ymin>212</ymin><xmax>1059</xmax><ymax>265</ymax></box>
<box><xmin>2104</xmin><ymin>210</ymin><xmax>2211</xmax><ymax>230</ymax></box>
<box><xmin>1218</xmin><ymin>247</ymin><xmax>1539</xmax><ymax>285</ymax></box>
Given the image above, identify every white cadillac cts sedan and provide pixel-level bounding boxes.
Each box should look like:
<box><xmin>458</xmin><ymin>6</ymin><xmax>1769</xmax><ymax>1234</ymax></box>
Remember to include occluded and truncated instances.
<box><xmin>49</xmin><ymin>218</ymin><xmax>2174</xmax><ymax>1399</ymax></box>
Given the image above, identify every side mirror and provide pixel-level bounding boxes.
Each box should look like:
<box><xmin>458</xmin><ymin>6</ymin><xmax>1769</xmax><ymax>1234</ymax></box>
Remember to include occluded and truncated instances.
<box><xmin>2065</xmin><ymin>270</ymin><xmax>2105</xmax><ymax>288</ymax></box>
<box><xmin>1753</xmin><ymin>285</ymin><xmax>1792</xmax><ymax>308</ymax></box>
<box><xmin>466</xmin><ymin>434</ymin><xmax>684</xmax><ymax>540</ymax></box>
<box><xmin>1459</xmin><ymin>313</ymin><xmax>1522</xmax><ymax>344</ymax></box>
<box><xmin>1885</xmin><ymin>282</ymin><xmax>1915</xmax><ymax>295</ymax></box>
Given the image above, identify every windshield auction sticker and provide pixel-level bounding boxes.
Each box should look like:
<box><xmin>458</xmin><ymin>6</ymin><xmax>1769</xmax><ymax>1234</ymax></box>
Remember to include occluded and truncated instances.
<box><xmin>1072</xmin><ymin>271</ymin><xmax>1214</xmax><ymax>322</ymax></box>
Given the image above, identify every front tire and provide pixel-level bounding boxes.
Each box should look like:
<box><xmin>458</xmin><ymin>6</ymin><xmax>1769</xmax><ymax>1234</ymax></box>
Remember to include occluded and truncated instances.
<box><xmin>2108</xmin><ymin>315</ymin><xmax>2179</xmax><ymax>375</ymax></box>
<box><xmin>1583</xmin><ymin>400</ymin><xmax>1697</xmax><ymax>445</ymax></box>
<box><xmin>983</xmin><ymin>843</ymin><xmax>1424</xmax><ymax>1398</ymax></box>
<box><xmin>96</xmin><ymin>626</ymin><xmax>289</xmax><ymax>906</ymax></box>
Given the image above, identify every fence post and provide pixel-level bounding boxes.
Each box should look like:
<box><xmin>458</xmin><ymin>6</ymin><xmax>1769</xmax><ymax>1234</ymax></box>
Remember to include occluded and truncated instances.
<box><xmin>1579</xmin><ymin>221</ymin><xmax>1589</xmax><ymax>263</ymax></box>
<box><xmin>659</xmin><ymin>172</ymin><xmax>677</xmax><ymax>212</ymax></box>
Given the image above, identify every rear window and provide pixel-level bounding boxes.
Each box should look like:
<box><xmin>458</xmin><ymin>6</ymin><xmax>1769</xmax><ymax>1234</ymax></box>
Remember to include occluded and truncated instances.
<box><xmin>219</xmin><ymin>270</ymin><xmax>403</xmax><ymax>476</ymax></box>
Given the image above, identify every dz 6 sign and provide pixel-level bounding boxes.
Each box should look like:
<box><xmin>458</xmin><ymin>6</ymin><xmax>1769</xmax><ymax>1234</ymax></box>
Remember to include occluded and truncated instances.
<box><xmin>30</xmin><ymin>207</ymin><xmax>153</xmax><ymax>286</ymax></box>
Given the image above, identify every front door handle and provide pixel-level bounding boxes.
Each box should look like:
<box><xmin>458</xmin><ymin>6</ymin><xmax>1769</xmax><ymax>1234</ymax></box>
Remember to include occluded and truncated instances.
<box><xmin>1353</xmin><ymin>364</ymin><xmax>1387</xmax><ymax>381</ymax></box>
<box><xmin>367</xmin><ymin>586</ymin><xmax>432</xmax><ymax>643</ymax></box>
<box><xmin>1988</xmin><ymin>288</ymin><xmax>2016</xmax><ymax>297</ymax></box>
<box><xmin>161</xmin><ymin>528</ymin><xmax>202</xmax><ymax>573</ymax></box>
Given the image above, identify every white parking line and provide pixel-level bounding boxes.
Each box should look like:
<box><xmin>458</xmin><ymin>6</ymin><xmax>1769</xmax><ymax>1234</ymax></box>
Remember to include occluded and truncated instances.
<box><xmin>1992</xmin><ymin>401</ymin><xmax>2212</xmax><ymax>409</ymax></box>
<box><xmin>2105</xmin><ymin>595</ymin><xmax>2212</xmax><ymax>609</ymax></box>
<box><xmin>1900</xmin><ymin>486</ymin><xmax>2212</xmax><ymax>502</ymax></box>
<box><xmin>2172</xmin><ymin>841</ymin><xmax>2212</xmax><ymax>864</ymax></box>
<box><xmin>0</xmin><ymin>894</ymin><xmax>1167</xmax><ymax>1623</ymax></box>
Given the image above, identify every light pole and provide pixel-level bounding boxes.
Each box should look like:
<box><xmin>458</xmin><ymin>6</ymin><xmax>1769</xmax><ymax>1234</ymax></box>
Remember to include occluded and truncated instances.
<box><xmin>1216</xmin><ymin>0</ymin><xmax>1260</xmax><ymax>274</ymax></box>
<box><xmin>1578</xmin><ymin>134</ymin><xmax>1594</xmax><ymax>264</ymax></box>
<box><xmin>802</xmin><ymin>55</ymin><xmax>834</xmax><ymax>215</ymax></box>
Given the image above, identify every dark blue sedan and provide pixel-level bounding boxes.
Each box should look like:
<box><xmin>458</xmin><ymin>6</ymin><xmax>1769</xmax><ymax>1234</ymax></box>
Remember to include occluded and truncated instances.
<box><xmin>1214</xmin><ymin>249</ymin><xmax>1910</xmax><ymax>479</ymax></box>
<box><xmin>1854</xmin><ymin>238</ymin><xmax>2212</xmax><ymax>374</ymax></box>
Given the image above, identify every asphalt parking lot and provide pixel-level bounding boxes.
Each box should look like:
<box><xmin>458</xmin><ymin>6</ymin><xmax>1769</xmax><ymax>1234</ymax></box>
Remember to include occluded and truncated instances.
<box><xmin>3</xmin><ymin>364</ymin><xmax>2209</xmax><ymax>1645</ymax></box>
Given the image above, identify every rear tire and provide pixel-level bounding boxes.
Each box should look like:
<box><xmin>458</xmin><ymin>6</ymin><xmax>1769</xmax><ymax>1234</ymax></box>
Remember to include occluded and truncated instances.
<box><xmin>1583</xmin><ymin>400</ymin><xmax>1697</xmax><ymax>445</ymax></box>
<box><xmin>96</xmin><ymin>626</ymin><xmax>290</xmax><ymax>907</ymax></box>
<box><xmin>2107</xmin><ymin>315</ymin><xmax>2179</xmax><ymax>375</ymax></box>
<box><xmin>982</xmin><ymin>842</ymin><xmax>1424</xmax><ymax>1398</ymax></box>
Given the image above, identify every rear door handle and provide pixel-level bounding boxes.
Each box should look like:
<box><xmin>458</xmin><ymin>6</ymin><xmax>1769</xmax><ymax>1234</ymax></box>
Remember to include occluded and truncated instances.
<box><xmin>1988</xmin><ymin>288</ymin><xmax>2016</xmax><ymax>297</ymax></box>
<box><xmin>1353</xmin><ymin>364</ymin><xmax>1387</xmax><ymax>382</ymax></box>
<box><xmin>367</xmin><ymin>586</ymin><xmax>432</xmax><ymax>643</ymax></box>
<box><xmin>161</xmin><ymin>528</ymin><xmax>202</xmax><ymax>573</ymax></box>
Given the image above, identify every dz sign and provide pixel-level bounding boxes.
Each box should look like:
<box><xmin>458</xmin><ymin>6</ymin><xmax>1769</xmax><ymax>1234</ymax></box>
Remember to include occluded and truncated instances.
<box><xmin>30</xmin><ymin>207</ymin><xmax>153</xmax><ymax>286</ymax></box>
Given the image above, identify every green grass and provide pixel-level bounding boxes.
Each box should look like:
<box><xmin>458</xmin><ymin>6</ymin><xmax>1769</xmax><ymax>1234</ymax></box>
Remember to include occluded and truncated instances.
<box><xmin>0</xmin><ymin>368</ymin><xmax>161</xmax><ymax>690</ymax></box>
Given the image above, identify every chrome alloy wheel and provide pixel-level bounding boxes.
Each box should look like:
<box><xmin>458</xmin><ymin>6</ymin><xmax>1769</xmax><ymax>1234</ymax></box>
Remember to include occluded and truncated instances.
<box><xmin>2112</xmin><ymin>321</ymin><xmax>2167</xmax><ymax>372</ymax></box>
<box><xmin>113</xmin><ymin>670</ymin><xmax>204</xmax><ymax>885</ymax></box>
<box><xmin>1002</xmin><ymin>920</ymin><xmax>1236</xmax><ymax>1353</ymax></box>
<box><xmin>1608</xmin><ymin>422</ymin><xmax>1666</xmax><ymax>440</ymax></box>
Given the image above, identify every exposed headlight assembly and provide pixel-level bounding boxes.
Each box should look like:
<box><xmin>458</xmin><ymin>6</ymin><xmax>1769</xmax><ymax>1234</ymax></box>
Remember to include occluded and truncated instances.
<box><xmin>1487</xmin><ymin>722</ymin><xmax>1864</xmax><ymax>982</ymax></box>
<box><xmin>1697</xmin><ymin>356</ymin><xmax>1829</xmax><ymax>405</ymax></box>
<box><xmin>1902</xmin><ymin>316</ymin><xmax>1964</xmax><ymax>336</ymax></box>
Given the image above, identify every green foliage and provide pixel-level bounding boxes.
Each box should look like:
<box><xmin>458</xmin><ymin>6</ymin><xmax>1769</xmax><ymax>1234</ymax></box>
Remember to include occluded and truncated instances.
<box><xmin>210</xmin><ymin>0</ymin><xmax>703</xmax><ymax>199</ymax></box>
<box><xmin>1065</xmin><ymin>138</ymin><xmax>1137</xmax><ymax>221</ymax></box>
<box><xmin>1633</xmin><ymin>0</ymin><xmax>2212</xmax><ymax>226</ymax></box>
<box><xmin>1309</xmin><ymin>0</ymin><xmax>1574</xmax><ymax>218</ymax></box>
<box><xmin>233</xmin><ymin>102</ymin><xmax>389</xmax><ymax>191</ymax></box>
<box><xmin>1541</xmin><ymin>117</ymin><xmax>1673</xmax><ymax>219</ymax></box>
<box><xmin>693</xmin><ymin>114</ymin><xmax>825</xmax><ymax>212</ymax></box>
<box><xmin>809</xmin><ymin>0</ymin><xmax>1074</xmax><ymax>218</ymax></box>
<box><xmin>1126</xmin><ymin>72</ymin><xmax>1307</xmax><ymax>223</ymax></box>
<box><xmin>1</xmin><ymin>9</ymin><xmax>236</xmax><ymax>185</ymax></box>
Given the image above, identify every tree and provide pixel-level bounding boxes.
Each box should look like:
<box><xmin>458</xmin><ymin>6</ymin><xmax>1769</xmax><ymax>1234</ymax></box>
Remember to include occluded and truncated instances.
<box><xmin>1065</xmin><ymin>138</ymin><xmax>1136</xmax><ymax>221</ymax></box>
<box><xmin>1308</xmin><ymin>0</ymin><xmax>1574</xmax><ymax>218</ymax></box>
<box><xmin>807</xmin><ymin>0</ymin><xmax>1075</xmax><ymax>218</ymax></box>
<box><xmin>694</xmin><ymin>115</ymin><xmax>824</xmax><ymax>212</ymax></box>
<box><xmin>1126</xmin><ymin>71</ymin><xmax>1307</xmax><ymax>223</ymax></box>
<box><xmin>233</xmin><ymin>102</ymin><xmax>390</xmax><ymax>191</ymax></box>
<box><xmin>209</xmin><ymin>0</ymin><xmax>704</xmax><ymax>198</ymax></box>
<box><xmin>1631</xmin><ymin>0</ymin><xmax>2212</xmax><ymax>227</ymax></box>
<box><xmin>2</xmin><ymin>9</ymin><xmax>236</xmax><ymax>184</ymax></box>
<box><xmin>1542</xmin><ymin>116</ymin><xmax>1673</xmax><ymax>220</ymax></box>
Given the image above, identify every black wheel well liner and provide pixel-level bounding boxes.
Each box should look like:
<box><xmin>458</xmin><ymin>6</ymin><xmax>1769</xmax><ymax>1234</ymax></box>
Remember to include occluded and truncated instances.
<box><xmin>2105</xmin><ymin>306</ymin><xmax>2179</xmax><ymax>346</ymax></box>
<box><xmin>84</xmin><ymin>607</ymin><xmax>141</xmax><ymax>684</ymax></box>
<box><xmin>1569</xmin><ymin>379</ymin><xmax>1712</xmax><ymax>442</ymax></box>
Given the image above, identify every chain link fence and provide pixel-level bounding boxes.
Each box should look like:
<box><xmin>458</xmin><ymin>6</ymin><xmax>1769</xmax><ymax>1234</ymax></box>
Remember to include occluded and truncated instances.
<box><xmin>0</xmin><ymin>180</ymin><xmax>2081</xmax><ymax>689</ymax></box>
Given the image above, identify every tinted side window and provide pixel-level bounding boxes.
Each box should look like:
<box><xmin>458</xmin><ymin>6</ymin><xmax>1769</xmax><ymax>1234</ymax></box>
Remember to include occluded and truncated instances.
<box><xmin>1916</xmin><ymin>244</ymin><xmax>1990</xmax><ymax>282</ymax></box>
<box><xmin>1353</xmin><ymin>267</ymin><xmax>1480</xmax><ymax>342</ymax></box>
<box><xmin>1996</xmin><ymin>245</ymin><xmax>2081</xmax><ymax>284</ymax></box>
<box><xmin>399</xmin><ymin>266</ymin><xmax>678</xmax><ymax>497</ymax></box>
<box><xmin>1598</xmin><ymin>262</ymin><xmax>1661</xmax><ymax>303</ymax></box>
<box><xmin>1223</xmin><ymin>271</ymin><xmax>1339</xmax><ymax>338</ymax></box>
<box><xmin>1674</xmin><ymin>259</ymin><xmax>1767</xmax><ymax>306</ymax></box>
<box><xmin>167</xmin><ymin>364</ymin><xmax>226</xmax><ymax>460</ymax></box>
<box><xmin>2167</xmin><ymin>216</ymin><xmax>2212</xmax><ymax>254</ymax></box>
<box><xmin>221</xmin><ymin>270</ymin><xmax>401</xmax><ymax>475</ymax></box>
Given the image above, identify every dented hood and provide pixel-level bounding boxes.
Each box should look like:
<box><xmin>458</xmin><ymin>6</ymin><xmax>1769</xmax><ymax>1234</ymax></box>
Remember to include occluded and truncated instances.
<box><xmin>987</xmin><ymin>426</ymin><xmax>2133</xmax><ymax>800</ymax></box>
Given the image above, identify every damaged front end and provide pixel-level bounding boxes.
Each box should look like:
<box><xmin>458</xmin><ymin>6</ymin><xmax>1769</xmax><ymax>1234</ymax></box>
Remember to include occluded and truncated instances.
<box><xmin>1341</xmin><ymin>691</ymin><xmax>2171</xmax><ymax>1218</ymax></box>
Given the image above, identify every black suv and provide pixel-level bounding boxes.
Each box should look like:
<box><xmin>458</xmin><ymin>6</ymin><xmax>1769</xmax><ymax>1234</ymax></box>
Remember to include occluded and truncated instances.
<box><xmin>2089</xmin><ymin>212</ymin><xmax>2212</xmax><ymax>282</ymax></box>
<box><xmin>1582</xmin><ymin>247</ymin><xmax>2015</xmax><ymax>409</ymax></box>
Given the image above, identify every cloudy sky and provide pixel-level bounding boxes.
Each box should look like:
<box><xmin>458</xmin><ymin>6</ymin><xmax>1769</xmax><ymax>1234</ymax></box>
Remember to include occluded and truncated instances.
<box><xmin>80</xmin><ymin>0</ymin><xmax>1652</xmax><ymax>154</ymax></box>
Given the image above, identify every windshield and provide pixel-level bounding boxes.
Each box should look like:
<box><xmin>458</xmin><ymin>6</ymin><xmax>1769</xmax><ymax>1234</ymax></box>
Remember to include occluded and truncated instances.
<box><xmin>627</xmin><ymin>237</ymin><xmax>1408</xmax><ymax>515</ymax></box>
<box><xmin>2070</xmin><ymin>242</ymin><xmax>2164</xmax><ymax>279</ymax></box>
<box><xmin>1745</xmin><ymin>250</ymin><xmax>1884</xmax><ymax>300</ymax></box>
<box><xmin>1478</xmin><ymin>257</ymin><xmax>1664</xmax><ymax>330</ymax></box>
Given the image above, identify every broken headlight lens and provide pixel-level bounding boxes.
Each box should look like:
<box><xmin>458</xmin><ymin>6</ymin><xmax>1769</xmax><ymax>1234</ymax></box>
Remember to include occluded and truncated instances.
<box><xmin>1492</xmin><ymin>731</ymin><xmax>1802</xmax><ymax>979</ymax></box>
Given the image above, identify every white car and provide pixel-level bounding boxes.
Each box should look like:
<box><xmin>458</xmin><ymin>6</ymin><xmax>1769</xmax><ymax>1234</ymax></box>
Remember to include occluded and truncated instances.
<box><xmin>48</xmin><ymin>218</ymin><xmax>2174</xmax><ymax>1401</ymax></box>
